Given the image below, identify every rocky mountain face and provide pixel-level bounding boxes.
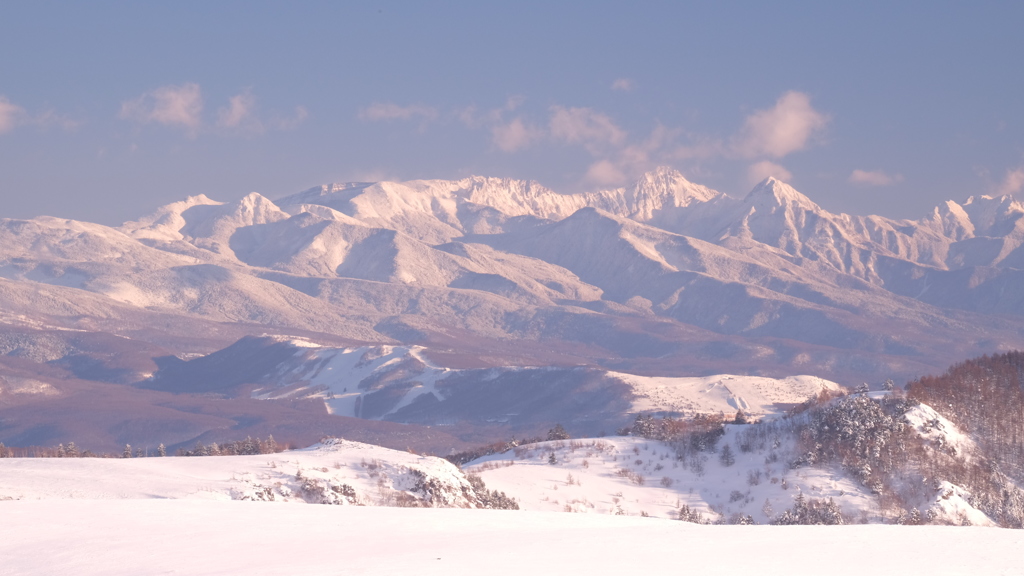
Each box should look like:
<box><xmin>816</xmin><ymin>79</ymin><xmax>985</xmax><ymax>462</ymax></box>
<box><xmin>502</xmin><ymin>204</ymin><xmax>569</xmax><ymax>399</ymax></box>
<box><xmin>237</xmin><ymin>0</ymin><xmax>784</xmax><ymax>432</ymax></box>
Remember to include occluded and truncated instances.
<box><xmin>1</xmin><ymin>167</ymin><xmax>1023</xmax><ymax>451</ymax></box>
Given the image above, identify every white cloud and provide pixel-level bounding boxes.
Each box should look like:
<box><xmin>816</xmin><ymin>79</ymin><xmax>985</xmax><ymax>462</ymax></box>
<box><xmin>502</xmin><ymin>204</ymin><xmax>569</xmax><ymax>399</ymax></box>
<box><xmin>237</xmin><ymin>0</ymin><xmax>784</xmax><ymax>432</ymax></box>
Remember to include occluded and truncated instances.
<box><xmin>549</xmin><ymin>106</ymin><xmax>627</xmax><ymax>150</ymax></box>
<box><xmin>997</xmin><ymin>167</ymin><xmax>1024</xmax><ymax>196</ymax></box>
<box><xmin>217</xmin><ymin>90</ymin><xmax>258</xmax><ymax>129</ymax></box>
<box><xmin>747</xmin><ymin>160</ymin><xmax>793</xmax><ymax>186</ymax></box>
<box><xmin>733</xmin><ymin>91</ymin><xmax>829</xmax><ymax>158</ymax></box>
<box><xmin>491</xmin><ymin>118</ymin><xmax>540</xmax><ymax>152</ymax></box>
<box><xmin>359</xmin><ymin>102</ymin><xmax>438</xmax><ymax>122</ymax></box>
<box><xmin>849</xmin><ymin>169</ymin><xmax>902</xmax><ymax>186</ymax></box>
<box><xmin>120</xmin><ymin>83</ymin><xmax>204</xmax><ymax>132</ymax></box>
<box><xmin>585</xmin><ymin>159</ymin><xmax>628</xmax><ymax>186</ymax></box>
<box><xmin>611</xmin><ymin>78</ymin><xmax>634</xmax><ymax>92</ymax></box>
<box><xmin>0</xmin><ymin>96</ymin><xmax>26</xmax><ymax>133</ymax></box>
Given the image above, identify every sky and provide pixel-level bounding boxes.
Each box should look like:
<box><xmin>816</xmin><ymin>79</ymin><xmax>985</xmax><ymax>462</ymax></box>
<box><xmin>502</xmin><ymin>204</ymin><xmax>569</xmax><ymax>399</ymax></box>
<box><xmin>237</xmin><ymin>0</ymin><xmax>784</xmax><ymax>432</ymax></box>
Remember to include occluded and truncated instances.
<box><xmin>1</xmin><ymin>1</ymin><xmax>1023</xmax><ymax>225</ymax></box>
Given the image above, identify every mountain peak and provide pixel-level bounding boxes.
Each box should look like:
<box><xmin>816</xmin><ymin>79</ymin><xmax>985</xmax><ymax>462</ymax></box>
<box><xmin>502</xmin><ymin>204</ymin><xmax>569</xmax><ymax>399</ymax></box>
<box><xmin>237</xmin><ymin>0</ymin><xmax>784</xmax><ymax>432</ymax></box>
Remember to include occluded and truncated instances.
<box><xmin>628</xmin><ymin>167</ymin><xmax>719</xmax><ymax>207</ymax></box>
<box><xmin>743</xmin><ymin>177</ymin><xmax>820</xmax><ymax>211</ymax></box>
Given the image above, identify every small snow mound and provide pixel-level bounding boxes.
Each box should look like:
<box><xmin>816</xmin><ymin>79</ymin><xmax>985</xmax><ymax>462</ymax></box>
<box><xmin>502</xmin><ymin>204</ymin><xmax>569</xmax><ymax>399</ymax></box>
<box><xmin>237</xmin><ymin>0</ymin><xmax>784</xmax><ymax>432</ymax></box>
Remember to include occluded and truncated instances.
<box><xmin>904</xmin><ymin>403</ymin><xmax>976</xmax><ymax>458</ymax></box>
<box><xmin>924</xmin><ymin>481</ymin><xmax>995</xmax><ymax>526</ymax></box>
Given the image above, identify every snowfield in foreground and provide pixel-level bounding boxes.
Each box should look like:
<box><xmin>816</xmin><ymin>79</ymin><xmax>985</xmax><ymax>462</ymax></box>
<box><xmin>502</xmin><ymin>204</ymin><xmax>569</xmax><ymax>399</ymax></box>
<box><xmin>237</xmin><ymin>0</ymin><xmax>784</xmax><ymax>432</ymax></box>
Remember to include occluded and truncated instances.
<box><xmin>0</xmin><ymin>500</ymin><xmax>1019</xmax><ymax>576</ymax></box>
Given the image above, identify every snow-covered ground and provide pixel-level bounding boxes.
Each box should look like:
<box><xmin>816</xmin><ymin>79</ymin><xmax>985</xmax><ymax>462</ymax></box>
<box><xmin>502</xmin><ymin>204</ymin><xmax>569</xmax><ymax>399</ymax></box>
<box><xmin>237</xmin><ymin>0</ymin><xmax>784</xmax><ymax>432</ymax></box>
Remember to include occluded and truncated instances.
<box><xmin>466</xmin><ymin>414</ymin><xmax>996</xmax><ymax>526</ymax></box>
<box><xmin>0</xmin><ymin>439</ymin><xmax>476</xmax><ymax>507</ymax></box>
<box><xmin>1</xmin><ymin>431</ymin><xmax>1018</xmax><ymax>574</ymax></box>
<box><xmin>1</xmin><ymin>501</ymin><xmax>1018</xmax><ymax>576</ymax></box>
<box><xmin>466</xmin><ymin>432</ymin><xmax>876</xmax><ymax>523</ymax></box>
<box><xmin>618</xmin><ymin>372</ymin><xmax>840</xmax><ymax>416</ymax></box>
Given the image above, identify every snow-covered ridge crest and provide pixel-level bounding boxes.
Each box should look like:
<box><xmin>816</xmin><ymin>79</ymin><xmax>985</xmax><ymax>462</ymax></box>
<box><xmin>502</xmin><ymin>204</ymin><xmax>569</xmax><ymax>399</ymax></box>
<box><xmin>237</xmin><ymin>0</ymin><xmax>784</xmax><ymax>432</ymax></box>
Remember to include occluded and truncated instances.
<box><xmin>275</xmin><ymin>167</ymin><xmax>720</xmax><ymax>234</ymax></box>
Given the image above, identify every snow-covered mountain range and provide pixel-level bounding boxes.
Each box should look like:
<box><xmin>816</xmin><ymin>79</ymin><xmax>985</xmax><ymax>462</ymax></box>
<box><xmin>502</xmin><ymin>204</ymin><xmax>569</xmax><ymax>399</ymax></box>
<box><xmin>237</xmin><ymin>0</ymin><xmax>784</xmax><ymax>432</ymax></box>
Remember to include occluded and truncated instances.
<box><xmin>1</xmin><ymin>168</ymin><xmax>1023</xmax><ymax>450</ymax></box>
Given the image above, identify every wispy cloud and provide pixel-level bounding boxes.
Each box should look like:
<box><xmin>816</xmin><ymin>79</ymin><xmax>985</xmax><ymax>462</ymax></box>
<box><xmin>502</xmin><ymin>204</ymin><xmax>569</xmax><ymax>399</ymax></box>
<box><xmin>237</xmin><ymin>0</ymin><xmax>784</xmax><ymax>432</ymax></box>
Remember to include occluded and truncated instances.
<box><xmin>747</xmin><ymin>160</ymin><xmax>793</xmax><ymax>186</ymax></box>
<box><xmin>997</xmin><ymin>167</ymin><xmax>1024</xmax><ymax>196</ymax></box>
<box><xmin>270</xmin><ymin>106</ymin><xmax>308</xmax><ymax>131</ymax></box>
<box><xmin>359</xmin><ymin>102</ymin><xmax>438</xmax><ymax>122</ymax></box>
<box><xmin>32</xmin><ymin>109</ymin><xmax>81</xmax><ymax>131</ymax></box>
<box><xmin>120</xmin><ymin>84</ymin><xmax>303</xmax><ymax>136</ymax></box>
<box><xmin>361</xmin><ymin>90</ymin><xmax>829</xmax><ymax>189</ymax></box>
<box><xmin>849</xmin><ymin>169</ymin><xmax>902</xmax><ymax>186</ymax></box>
<box><xmin>611</xmin><ymin>78</ymin><xmax>634</xmax><ymax>92</ymax></box>
<box><xmin>0</xmin><ymin>96</ymin><xmax>26</xmax><ymax>133</ymax></box>
<box><xmin>733</xmin><ymin>91</ymin><xmax>829</xmax><ymax>159</ymax></box>
<box><xmin>585</xmin><ymin>159</ymin><xmax>627</xmax><ymax>186</ymax></box>
<box><xmin>457</xmin><ymin>97</ymin><xmax>539</xmax><ymax>152</ymax></box>
<box><xmin>0</xmin><ymin>95</ymin><xmax>80</xmax><ymax>133</ymax></box>
<box><xmin>491</xmin><ymin>118</ymin><xmax>541</xmax><ymax>152</ymax></box>
<box><xmin>549</xmin><ymin>106</ymin><xmax>627</xmax><ymax>150</ymax></box>
<box><xmin>217</xmin><ymin>90</ymin><xmax>258</xmax><ymax>129</ymax></box>
<box><xmin>120</xmin><ymin>83</ymin><xmax>204</xmax><ymax>133</ymax></box>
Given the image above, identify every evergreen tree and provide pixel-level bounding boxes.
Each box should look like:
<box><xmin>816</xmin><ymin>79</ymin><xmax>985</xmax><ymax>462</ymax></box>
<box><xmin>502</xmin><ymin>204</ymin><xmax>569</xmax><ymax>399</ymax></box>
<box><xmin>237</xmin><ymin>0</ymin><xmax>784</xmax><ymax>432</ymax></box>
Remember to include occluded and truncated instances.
<box><xmin>265</xmin><ymin>435</ymin><xmax>277</xmax><ymax>453</ymax></box>
<box><xmin>719</xmin><ymin>443</ymin><xmax>735</xmax><ymax>467</ymax></box>
<box><xmin>123</xmin><ymin>444</ymin><xmax>132</xmax><ymax>458</ymax></box>
<box><xmin>66</xmin><ymin>442</ymin><xmax>78</xmax><ymax>458</ymax></box>
<box><xmin>547</xmin><ymin>424</ymin><xmax>570</xmax><ymax>441</ymax></box>
<box><xmin>157</xmin><ymin>443</ymin><xmax>166</xmax><ymax>457</ymax></box>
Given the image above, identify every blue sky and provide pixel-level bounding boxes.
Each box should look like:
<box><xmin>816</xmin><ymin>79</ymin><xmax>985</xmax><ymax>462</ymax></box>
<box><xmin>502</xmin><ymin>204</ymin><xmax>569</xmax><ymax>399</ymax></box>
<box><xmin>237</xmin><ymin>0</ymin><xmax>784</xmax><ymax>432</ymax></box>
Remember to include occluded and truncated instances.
<box><xmin>1</xmin><ymin>1</ymin><xmax>1022</xmax><ymax>224</ymax></box>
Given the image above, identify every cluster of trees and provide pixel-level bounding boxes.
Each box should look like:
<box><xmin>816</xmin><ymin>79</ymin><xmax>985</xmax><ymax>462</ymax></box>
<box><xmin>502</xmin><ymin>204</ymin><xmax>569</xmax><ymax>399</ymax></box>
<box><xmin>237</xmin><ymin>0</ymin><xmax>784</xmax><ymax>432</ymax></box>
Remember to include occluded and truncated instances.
<box><xmin>621</xmin><ymin>413</ymin><xmax>726</xmax><ymax>447</ymax></box>
<box><xmin>908</xmin><ymin>351</ymin><xmax>1024</xmax><ymax>479</ymax></box>
<box><xmin>792</xmin><ymin>392</ymin><xmax>916</xmax><ymax>492</ymax></box>
<box><xmin>177</xmin><ymin>436</ymin><xmax>280</xmax><ymax>456</ymax></box>
<box><xmin>466</xmin><ymin>474</ymin><xmax>519</xmax><ymax>510</ymax></box>
<box><xmin>0</xmin><ymin>441</ymin><xmax>103</xmax><ymax>458</ymax></box>
<box><xmin>904</xmin><ymin>352</ymin><xmax>1024</xmax><ymax>527</ymax></box>
<box><xmin>445</xmin><ymin>434</ymin><xmax>547</xmax><ymax>466</ymax></box>
<box><xmin>770</xmin><ymin>493</ymin><xmax>845</xmax><ymax>525</ymax></box>
<box><xmin>444</xmin><ymin>424</ymin><xmax>574</xmax><ymax>467</ymax></box>
<box><xmin>0</xmin><ymin>436</ymin><xmax>286</xmax><ymax>459</ymax></box>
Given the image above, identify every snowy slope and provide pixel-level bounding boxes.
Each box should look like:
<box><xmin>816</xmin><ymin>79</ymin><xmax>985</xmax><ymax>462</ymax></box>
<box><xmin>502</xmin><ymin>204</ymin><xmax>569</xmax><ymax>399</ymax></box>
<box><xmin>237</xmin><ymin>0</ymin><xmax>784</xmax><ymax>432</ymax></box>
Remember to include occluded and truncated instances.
<box><xmin>2</xmin><ymin>501</ymin><xmax>1019</xmax><ymax>576</ymax></box>
<box><xmin>467</xmin><ymin>434</ymin><xmax>876</xmax><ymax>523</ymax></box>
<box><xmin>467</xmin><ymin>426</ymin><xmax>995</xmax><ymax>526</ymax></box>
<box><xmin>0</xmin><ymin>439</ymin><xmax>479</xmax><ymax>507</ymax></box>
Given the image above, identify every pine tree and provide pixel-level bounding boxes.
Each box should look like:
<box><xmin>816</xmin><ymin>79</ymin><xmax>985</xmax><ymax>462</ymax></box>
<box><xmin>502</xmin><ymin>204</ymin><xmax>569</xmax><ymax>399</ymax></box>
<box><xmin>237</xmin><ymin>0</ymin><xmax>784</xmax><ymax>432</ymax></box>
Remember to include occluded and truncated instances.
<box><xmin>547</xmin><ymin>424</ymin><xmax>570</xmax><ymax>441</ymax></box>
<box><xmin>57</xmin><ymin>443</ymin><xmax>67</xmax><ymax>458</ymax></box>
<box><xmin>123</xmin><ymin>444</ymin><xmax>132</xmax><ymax>458</ymax></box>
<box><xmin>157</xmin><ymin>443</ymin><xmax>166</xmax><ymax>457</ymax></box>
<box><xmin>265</xmin><ymin>435</ymin><xmax>277</xmax><ymax>453</ymax></box>
<box><xmin>719</xmin><ymin>443</ymin><xmax>735</xmax><ymax>467</ymax></box>
<box><xmin>66</xmin><ymin>442</ymin><xmax>78</xmax><ymax>458</ymax></box>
